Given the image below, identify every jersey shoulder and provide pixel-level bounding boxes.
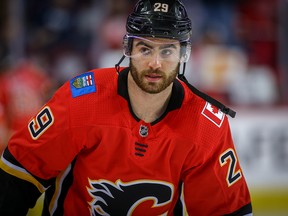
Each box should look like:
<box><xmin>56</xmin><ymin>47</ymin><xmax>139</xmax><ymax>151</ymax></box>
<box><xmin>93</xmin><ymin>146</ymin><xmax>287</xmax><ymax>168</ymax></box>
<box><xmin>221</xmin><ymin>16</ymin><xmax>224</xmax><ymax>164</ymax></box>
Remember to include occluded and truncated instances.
<box><xmin>45</xmin><ymin>67</ymin><xmax>123</xmax><ymax>129</ymax></box>
<box><xmin>178</xmin><ymin>76</ymin><xmax>236</xmax><ymax>119</ymax></box>
<box><xmin>174</xmin><ymin>80</ymin><xmax>233</xmax><ymax>150</ymax></box>
<box><xmin>180</xmin><ymin>83</ymin><xmax>227</xmax><ymax>127</ymax></box>
<box><xmin>69</xmin><ymin>67</ymin><xmax>118</xmax><ymax>98</ymax></box>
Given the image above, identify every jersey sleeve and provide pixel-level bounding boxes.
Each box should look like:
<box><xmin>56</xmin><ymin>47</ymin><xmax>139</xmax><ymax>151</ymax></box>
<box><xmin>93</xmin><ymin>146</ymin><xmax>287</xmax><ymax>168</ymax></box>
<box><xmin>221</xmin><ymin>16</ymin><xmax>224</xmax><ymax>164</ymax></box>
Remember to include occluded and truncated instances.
<box><xmin>0</xmin><ymin>83</ymin><xmax>74</xmax><ymax>214</ymax></box>
<box><xmin>5</xmin><ymin>78</ymin><xmax>95</xmax><ymax>180</ymax></box>
<box><xmin>0</xmin><ymin>71</ymin><xmax>101</xmax><ymax>213</ymax></box>
<box><xmin>182</xmin><ymin>116</ymin><xmax>252</xmax><ymax>215</ymax></box>
<box><xmin>0</xmin><ymin>148</ymin><xmax>48</xmax><ymax>215</ymax></box>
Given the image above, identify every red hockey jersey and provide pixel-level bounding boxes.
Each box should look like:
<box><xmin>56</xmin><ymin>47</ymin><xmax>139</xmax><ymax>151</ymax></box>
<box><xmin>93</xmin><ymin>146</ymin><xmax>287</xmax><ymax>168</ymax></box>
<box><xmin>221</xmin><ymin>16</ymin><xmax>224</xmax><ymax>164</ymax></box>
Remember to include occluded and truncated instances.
<box><xmin>0</xmin><ymin>67</ymin><xmax>252</xmax><ymax>215</ymax></box>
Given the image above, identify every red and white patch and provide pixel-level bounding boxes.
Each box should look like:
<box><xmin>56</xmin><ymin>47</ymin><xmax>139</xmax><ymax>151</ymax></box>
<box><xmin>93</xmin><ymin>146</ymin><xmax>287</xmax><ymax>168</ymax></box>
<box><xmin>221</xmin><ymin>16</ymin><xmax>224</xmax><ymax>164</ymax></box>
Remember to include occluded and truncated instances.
<box><xmin>202</xmin><ymin>102</ymin><xmax>225</xmax><ymax>127</ymax></box>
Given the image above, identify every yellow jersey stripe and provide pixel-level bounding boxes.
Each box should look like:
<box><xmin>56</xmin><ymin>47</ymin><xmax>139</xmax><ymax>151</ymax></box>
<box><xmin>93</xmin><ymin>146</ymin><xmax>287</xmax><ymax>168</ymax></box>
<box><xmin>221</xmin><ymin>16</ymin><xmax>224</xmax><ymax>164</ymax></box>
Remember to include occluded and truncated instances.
<box><xmin>0</xmin><ymin>155</ymin><xmax>47</xmax><ymax>193</ymax></box>
<box><xmin>49</xmin><ymin>164</ymin><xmax>71</xmax><ymax>214</ymax></box>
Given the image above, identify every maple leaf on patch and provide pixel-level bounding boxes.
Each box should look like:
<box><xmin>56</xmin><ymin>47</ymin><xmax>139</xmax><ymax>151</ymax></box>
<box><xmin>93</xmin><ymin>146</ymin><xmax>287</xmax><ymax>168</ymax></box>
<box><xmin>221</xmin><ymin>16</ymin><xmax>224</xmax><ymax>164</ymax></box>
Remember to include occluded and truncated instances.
<box><xmin>211</xmin><ymin>105</ymin><xmax>219</xmax><ymax>114</ymax></box>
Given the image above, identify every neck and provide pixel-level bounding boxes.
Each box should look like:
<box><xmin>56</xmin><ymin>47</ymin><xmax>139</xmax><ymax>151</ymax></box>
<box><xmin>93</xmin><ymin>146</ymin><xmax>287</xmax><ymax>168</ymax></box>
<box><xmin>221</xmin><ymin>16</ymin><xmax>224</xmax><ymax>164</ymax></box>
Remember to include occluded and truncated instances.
<box><xmin>127</xmin><ymin>72</ymin><xmax>172</xmax><ymax>123</ymax></box>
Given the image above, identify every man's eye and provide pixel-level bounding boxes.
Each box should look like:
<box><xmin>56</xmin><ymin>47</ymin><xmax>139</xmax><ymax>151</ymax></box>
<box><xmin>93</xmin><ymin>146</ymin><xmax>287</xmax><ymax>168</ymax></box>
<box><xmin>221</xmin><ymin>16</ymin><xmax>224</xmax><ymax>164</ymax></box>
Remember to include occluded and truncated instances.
<box><xmin>160</xmin><ymin>49</ymin><xmax>173</xmax><ymax>58</ymax></box>
<box><xmin>140</xmin><ymin>47</ymin><xmax>151</xmax><ymax>55</ymax></box>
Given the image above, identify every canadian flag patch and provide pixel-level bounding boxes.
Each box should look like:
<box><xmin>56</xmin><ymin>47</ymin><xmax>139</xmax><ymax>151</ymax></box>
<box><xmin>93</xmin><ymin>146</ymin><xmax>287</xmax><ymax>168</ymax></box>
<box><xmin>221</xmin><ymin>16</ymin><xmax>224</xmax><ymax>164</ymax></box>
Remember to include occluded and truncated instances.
<box><xmin>202</xmin><ymin>102</ymin><xmax>225</xmax><ymax>127</ymax></box>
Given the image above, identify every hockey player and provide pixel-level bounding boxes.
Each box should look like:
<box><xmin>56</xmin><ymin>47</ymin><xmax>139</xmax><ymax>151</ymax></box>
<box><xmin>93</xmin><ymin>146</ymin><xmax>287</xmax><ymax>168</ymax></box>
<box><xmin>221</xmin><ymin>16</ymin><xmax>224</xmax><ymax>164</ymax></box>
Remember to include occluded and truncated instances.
<box><xmin>0</xmin><ymin>0</ymin><xmax>252</xmax><ymax>215</ymax></box>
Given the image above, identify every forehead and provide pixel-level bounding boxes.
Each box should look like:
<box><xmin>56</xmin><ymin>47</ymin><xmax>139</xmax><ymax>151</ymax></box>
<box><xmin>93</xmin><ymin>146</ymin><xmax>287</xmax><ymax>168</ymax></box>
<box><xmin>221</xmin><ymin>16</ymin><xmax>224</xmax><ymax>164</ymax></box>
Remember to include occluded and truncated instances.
<box><xmin>133</xmin><ymin>36</ymin><xmax>180</xmax><ymax>46</ymax></box>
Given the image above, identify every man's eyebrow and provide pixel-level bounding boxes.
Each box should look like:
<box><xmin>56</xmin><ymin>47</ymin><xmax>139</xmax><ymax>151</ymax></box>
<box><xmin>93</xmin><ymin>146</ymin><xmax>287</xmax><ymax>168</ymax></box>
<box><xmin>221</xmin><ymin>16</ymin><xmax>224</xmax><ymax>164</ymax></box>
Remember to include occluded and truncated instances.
<box><xmin>135</xmin><ymin>41</ymin><xmax>177</xmax><ymax>49</ymax></box>
<box><xmin>160</xmin><ymin>44</ymin><xmax>177</xmax><ymax>49</ymax></box>
<box><xmin>135</xmin><ymin>41</ymin><xmax>153</xmax><ymax>49</ymax></box>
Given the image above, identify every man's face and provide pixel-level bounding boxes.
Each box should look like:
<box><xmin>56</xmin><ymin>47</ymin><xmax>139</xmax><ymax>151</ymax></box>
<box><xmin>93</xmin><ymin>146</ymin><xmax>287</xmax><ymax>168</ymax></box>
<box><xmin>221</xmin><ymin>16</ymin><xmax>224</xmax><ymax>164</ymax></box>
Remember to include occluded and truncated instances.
<box><xmin>129</xmin><ymin>37</ymin><xmax>181</xmax><ymax>94</ymax></box>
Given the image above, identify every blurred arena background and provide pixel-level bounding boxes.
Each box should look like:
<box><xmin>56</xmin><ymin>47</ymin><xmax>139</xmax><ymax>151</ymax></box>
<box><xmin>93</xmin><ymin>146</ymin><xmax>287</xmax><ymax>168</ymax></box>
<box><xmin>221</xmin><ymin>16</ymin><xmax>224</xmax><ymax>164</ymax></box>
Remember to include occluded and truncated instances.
<box><xmin>0</xmin><ymin>0</ymin><xmax>287</xmax><ymax>215</ymax></box>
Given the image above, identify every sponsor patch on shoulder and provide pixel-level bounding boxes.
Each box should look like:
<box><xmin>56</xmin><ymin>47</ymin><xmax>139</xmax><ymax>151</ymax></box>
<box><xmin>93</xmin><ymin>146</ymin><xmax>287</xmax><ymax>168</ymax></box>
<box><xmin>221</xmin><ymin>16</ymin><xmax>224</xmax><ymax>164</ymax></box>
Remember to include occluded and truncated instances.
<box><xmin>201</xmin><ymin>102</ymin><xmax>225</xmax><ymax>127</ymax></box>
<box><xmin>70</xmin><ymin>72</ymin><xmax>96</xmax><ymax>97</ymax></box>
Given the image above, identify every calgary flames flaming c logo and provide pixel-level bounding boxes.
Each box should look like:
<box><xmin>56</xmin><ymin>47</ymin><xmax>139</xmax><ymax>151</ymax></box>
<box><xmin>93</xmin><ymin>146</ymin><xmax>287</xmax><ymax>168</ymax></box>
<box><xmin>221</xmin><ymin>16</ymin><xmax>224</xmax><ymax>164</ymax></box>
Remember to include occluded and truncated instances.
<box><xmin>87</xmin><ymin>179</ymin><xmax>174</xmax><ymax>216</ymax></box>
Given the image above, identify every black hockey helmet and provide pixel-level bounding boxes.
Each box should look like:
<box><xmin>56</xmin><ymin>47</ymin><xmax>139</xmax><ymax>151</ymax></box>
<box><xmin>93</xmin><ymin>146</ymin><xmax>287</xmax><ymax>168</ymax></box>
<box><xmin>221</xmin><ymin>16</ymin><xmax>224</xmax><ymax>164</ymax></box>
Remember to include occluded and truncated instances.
<box><xmin>115</xmin><ymin>0</ymin><xmax>192</xmax><ymax>73</ymax></box>
<box><xmin>126</xmin><ymin>0</ymin><xmax>192</xmax><ymax>41</ymax></box>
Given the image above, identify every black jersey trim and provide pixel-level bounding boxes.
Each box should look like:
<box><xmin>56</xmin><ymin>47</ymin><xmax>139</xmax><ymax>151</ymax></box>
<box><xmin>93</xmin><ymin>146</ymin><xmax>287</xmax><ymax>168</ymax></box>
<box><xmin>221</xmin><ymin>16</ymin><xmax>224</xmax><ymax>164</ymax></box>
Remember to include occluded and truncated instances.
<box><xmin>173</xmin><ymin>182</ymin><xmax>184</xmax><ymax>216</ymax></box>
<box><xmin>0</xmin><ymin>166</ymin><xmax>42</xmax><ymax>215</ymax></box>
<box><xmin>3</xmin><ymin>148</ymin><xmax>54</xmax><ymax>188</ymax></box>
<box><xmin>3</xmin><ymin>147</ymin><xmax>23</xmax><ymax>168</ymax></box>
<box><xmin>117</xmin><ymin>67</ymin><xmax>130</xmax><ymax>100</ymax></box>
<box><xmin>152</xmin><ymin>79</ymin><xmax>184</xmax><ymax>125</ymax></box>
<box><xmin>42</xmin><ymin>161</ymin><xmax>75</xmax><ymax>216</ymax></box>
<box><xmin>178</xmin><ymin>74</ymin><xmax>236</xmax><ymax>118</ymax></box>
<box><xmin>224</xmin><ymin>202</ymin><xmax>252</xmax><ymax>215</ymax></box>
<box><xmin>118</xmin><ymin>68</ymin><xmax>140</xmax><ymax>122</ymax></box>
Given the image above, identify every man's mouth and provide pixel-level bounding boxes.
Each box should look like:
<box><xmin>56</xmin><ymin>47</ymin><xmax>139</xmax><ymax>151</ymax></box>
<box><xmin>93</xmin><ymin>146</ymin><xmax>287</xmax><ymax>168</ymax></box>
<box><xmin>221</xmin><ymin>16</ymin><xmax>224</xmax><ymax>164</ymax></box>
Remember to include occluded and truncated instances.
<box><xmin>145</xmin><ymin>73</ymin><xmax>162</xmax><ymax>82</ymax></box>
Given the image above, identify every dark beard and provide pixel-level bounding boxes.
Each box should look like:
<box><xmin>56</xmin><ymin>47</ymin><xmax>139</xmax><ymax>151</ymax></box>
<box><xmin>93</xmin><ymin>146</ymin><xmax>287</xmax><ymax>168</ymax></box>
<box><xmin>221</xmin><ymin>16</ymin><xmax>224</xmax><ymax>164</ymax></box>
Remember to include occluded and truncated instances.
<box><xmin>129</xmin><ymin>61</ymin><xmax>180</xmax><ymax>94</ymax></box>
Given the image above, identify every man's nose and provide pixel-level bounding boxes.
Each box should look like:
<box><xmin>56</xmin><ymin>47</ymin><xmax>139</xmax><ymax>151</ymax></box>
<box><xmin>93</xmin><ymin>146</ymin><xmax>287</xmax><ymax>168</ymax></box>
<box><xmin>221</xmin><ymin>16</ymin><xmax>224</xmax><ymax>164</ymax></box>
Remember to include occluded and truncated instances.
<box><xmin>148</xmin><ymin>54</ymin><xmax>162</xmax><ymax>69</ymax></box>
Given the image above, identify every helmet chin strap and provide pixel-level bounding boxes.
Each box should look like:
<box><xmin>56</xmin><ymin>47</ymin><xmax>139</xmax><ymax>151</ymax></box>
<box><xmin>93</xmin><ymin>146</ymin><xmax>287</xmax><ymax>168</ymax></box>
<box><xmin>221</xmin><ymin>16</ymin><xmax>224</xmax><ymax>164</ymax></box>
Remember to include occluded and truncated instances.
<box><xmin>177</xmin><ymin>61</ymin><xmax>187</xmax><ymax>82</ymax></box>
<box><xmin>115</xmin><ymin>55</ymin><xmax>126</xmax><ymax>74</ymax></box>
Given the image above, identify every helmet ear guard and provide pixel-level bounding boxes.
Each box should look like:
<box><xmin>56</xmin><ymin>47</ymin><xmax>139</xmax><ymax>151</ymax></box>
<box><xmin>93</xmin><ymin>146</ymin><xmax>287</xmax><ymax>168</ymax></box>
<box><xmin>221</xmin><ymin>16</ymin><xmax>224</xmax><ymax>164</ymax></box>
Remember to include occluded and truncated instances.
<box><xmin>180</xmin><ymin>41</ymin><xmax>191</xmax><ymax>63</ymax></box>
<box><xmin>123</xmin><ymin>34</ymin><xmax>132</xmax><ymax>57</ymax></box>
